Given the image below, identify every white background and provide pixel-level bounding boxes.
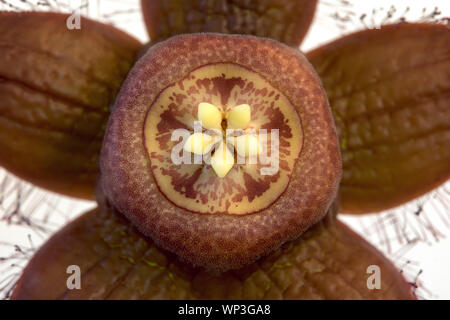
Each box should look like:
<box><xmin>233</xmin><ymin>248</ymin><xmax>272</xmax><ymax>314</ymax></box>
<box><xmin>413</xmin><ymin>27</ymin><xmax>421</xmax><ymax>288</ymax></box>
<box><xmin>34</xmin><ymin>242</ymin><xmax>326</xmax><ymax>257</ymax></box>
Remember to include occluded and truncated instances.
<box><xmin>0</xmin><ymin>0</ymin><xmax>449</xmax><ymax>299</ymax></box>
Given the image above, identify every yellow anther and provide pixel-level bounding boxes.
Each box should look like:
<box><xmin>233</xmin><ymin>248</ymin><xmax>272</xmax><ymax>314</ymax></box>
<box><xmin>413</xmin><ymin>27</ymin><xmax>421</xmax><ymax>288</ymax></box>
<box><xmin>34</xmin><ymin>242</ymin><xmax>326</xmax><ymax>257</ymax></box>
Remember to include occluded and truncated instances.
<box><xmin>183</xmin><ymin>132</ymin><xmax>216</xmax><ymax>155</ymax></box>
<box><xmin>211</xmin><ymin>143</ymin><xmax>234</xmax><ymax>178</ymax></box>
<box><xmin>227</xmin><ymin>104</ymin><xmax>251</xmax><ymax>129</ymax></box>
<box><xmin>198</xmin><ymin>102</ymin><xmax>223</xmax><ymax>130</ymax></box>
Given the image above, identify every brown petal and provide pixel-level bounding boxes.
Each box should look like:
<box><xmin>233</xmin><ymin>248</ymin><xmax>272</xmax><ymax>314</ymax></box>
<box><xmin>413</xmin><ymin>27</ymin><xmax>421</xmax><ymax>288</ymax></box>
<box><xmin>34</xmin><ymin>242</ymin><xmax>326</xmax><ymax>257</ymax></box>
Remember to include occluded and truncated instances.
<box><xmin>12</xmin><ymin>201</ymin><xmax>414</xmax><ymax>300</ymax></box>
<box><xmin>141</xmin><ymin>0</ymin><xmax>317</xmax><ymax>46</ymax></box>
<box><xmin>307</xmin><ymin>23</ymin><xmax>450</xmax><ymax>213</ymax></box>
<box><xmin>0</xmin><ymin>12</ymin><xmax>141</xmax><ymax>199</ymax></box>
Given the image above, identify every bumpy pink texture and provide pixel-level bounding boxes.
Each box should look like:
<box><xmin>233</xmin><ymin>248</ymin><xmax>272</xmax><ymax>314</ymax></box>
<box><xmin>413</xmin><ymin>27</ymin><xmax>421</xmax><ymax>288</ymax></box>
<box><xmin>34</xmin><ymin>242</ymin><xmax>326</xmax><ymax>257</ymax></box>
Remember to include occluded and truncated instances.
<box><xmin>100</xmin><ymin>33</ymin><xmax>341</xmax><ymax>271</ymax></box>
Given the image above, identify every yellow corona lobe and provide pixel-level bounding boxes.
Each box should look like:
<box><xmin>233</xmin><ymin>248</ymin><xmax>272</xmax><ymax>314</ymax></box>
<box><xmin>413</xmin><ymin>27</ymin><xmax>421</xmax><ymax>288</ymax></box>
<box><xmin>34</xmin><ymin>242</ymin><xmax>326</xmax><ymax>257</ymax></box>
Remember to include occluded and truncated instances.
<box><xmin>211</xmin><ymin>143</ymin><xmax>234</xmax><ymax>178</ymax></box>
<box><xmin>183</xmin><ymin>132</ymin><xmax>216</xmax><ymax>155</ymax></box>
<box><xmin>235</xmin><ymin>134</ymin><xmax>261</xmax><ymax>158</ymax></box>
<box><xmin>227</xmin><ymin>104</ymin><xmax>251</xmax><ymax>129</ymax></box>
<box><xmin>198</xmin><ymin>102</ymin><xmax>223</xmax><ymax>130</ymax></box>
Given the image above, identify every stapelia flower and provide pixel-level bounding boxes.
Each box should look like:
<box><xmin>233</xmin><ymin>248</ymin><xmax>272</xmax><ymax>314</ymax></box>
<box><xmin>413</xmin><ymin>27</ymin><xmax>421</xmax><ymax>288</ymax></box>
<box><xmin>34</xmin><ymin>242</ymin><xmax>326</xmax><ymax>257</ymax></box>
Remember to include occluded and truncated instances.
<box><xmin>0</xmin><ymin>0</ymin><xmax>448</xmax><ymax>300</ymax></box>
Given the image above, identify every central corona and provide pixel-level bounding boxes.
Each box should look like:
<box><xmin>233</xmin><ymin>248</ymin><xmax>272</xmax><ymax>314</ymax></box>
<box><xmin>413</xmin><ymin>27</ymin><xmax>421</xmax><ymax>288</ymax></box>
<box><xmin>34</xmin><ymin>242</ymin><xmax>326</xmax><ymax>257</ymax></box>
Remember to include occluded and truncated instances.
<box><xmin>144</xmin><ymin>63</ymin><xmax>303</xmax><ymax>215</ymax></box>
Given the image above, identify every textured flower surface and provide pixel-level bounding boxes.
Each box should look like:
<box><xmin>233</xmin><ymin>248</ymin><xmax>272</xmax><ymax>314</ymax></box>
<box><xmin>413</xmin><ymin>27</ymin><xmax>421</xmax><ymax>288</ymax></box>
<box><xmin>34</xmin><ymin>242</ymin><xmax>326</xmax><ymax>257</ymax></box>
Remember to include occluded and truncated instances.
<box><xmin>0</xmin><ymin>0</ymin><xmax>448</xmax><ymax>300</ymax></box>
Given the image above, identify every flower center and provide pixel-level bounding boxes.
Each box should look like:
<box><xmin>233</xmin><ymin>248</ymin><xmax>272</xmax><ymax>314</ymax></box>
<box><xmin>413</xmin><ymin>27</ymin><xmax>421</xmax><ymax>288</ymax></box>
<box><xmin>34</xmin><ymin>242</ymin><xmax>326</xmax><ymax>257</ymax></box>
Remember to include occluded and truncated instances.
<box><xmin>183</xmin><ymin>102</ymin><xmax>262</xmax><ymax>178</ymax></box>
<box><xmin>143</xmin><ymin>62</ymin><xmax>303</xmax><ymax>215</ymax></box>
